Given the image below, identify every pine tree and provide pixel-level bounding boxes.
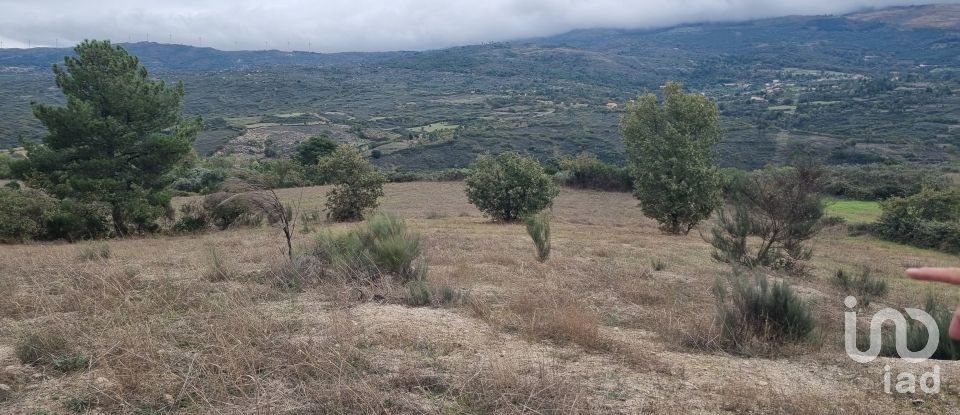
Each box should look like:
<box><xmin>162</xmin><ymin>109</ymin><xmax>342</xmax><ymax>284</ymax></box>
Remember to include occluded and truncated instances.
<box><xmin>620</xmin><ymin>81</ymin><xmax>723</xmax><ymax>234</ymax></box>
<box><xmin>17</xmin><ymin>40</ymin><xmax>199</xmax><ymax>234</ymax></box>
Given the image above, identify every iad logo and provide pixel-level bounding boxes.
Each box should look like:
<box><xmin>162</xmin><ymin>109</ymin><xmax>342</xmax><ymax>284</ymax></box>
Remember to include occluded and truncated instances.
<box><xmin>844</xmin><ymin>296</ymin><xmax>939</xmax><ymax>363</ymax></box>
<box><xmin>843</xmin><ymin>296</ymin><xmax>941</xmax><ymax>394</ymax></box>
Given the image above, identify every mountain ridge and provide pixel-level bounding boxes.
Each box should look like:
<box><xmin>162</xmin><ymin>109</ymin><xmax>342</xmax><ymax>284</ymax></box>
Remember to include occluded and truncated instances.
<box><xmin>0</xmin><ymin>4</ymin><xmax>958</xmax><ymax>169</ymax></box>
<box><xmin>1</xmin><ymin>4</ymin><xmax>958</xmax><ymax>72</ymax></box>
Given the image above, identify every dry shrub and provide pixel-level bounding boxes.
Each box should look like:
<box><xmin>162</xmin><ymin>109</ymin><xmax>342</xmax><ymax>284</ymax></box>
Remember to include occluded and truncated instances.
<box><xmin>203</xmin><ymin>246</ymin><xmax>239</xmax><ymax>282</ymax></box>
<box><xmin>715</xmin><ymin>381</ymin><xmax>877</xmax><ymax>415</ymax></box>
<box><xmin>0</xmin><ymin>276</ymin><xmax>22</xmax><ymax>318</ymax></box>
<box><xmin>602</xmin><ymin>266</ymin><xmax>667</xmax><ymax>306</ymax></box>
<box><xmin>77</xmin><ymin>242</ymin><xmax>111</xmax><ymax>261</ymax></box>
<box><xmin>391</xmin><ymin>363</ymin><xmax>449</xmax><ymax>394</ymax></box>
<box><xmin>61</xmin><ymin>267</ymin><xmax>140</xmax><ymax>315</ymax></box>
<box><xmin>507</xmin><ymin>288</ymin><xmax>607</xmax><ymax>350</ymax></box>
<box><xmin>262</xmin><ymin>255</ymin><xmax>326</xmax><ymax>291</ymax></box>
<box><xmin>454</xmin><ymin>360</ymin><xmax>598</xmax><ymax>414</ymax></box>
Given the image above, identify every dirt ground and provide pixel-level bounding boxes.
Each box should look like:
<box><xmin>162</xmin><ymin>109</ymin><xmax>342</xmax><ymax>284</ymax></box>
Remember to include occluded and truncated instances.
<box><xmin>1</xmin><ymin>182</ymin><xmax>959</xmax><ymax>414</ymax></box>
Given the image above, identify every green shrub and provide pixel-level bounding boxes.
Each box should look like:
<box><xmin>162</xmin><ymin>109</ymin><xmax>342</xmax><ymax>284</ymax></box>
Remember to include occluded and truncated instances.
<box><xmin>0</xmin><ymin>188</ymin><xmax>54</xmax><ymax>243</ymax></box>
<box><xmin>317</xmin><ymin>146</ymin><xmax>386</xmax><ymax>222</ymax></box>
<box><xmin>78</xmin><ymin>242</ymin><xmax>111</xmax><ymax>261</ymax></box>
<box><xmin>878</xmin><ymin>295</ymin><xmax>960</xmax><ymax>361</ymax></box>
<box><xmin>52</xmin><ymin>353</ymin><xmax>90</xmax><ymax>372</ymax></box>
<box><xmin>42</xmin><ymin>199</ymin><xmax>111</xmax><ymax>241</ymax></box>
<box><xmin>311</xmin><ymin>213</ymin><xmax>425</xmax><ymax>282</ymax></box>
<box><xmin>405</xmin><ymin>281</ymin><xmax>464</xmax><ymax>307</ymax></box>
<box><xmin>170</xmin><ymin>167</ymin><xmax>226</xmax><ymax>194</ymax></box>
<box><xmin>16</xmin><ymin>332</ymin><xmax>70</xmax><ymax>366</ymax></box>
<box><xmin>709</xmin><ymin>204</ymin><xmax>754</xmax><ymax>266</ymax></box>
<box><xmin>407</xmin><ymin>281</ymin><xmax>432</xmax><ymax>307</ymax></box>
<box><xmin>554</xmin><ymin>153</ymin><xmax>633</xmax><ymax>192</ymax></box>
<box><xmin>174</xmin><ymin>201</ymin><xmax>210</xmax><ymax>232</ymax></box>
<box><xmin>294</xmin><ymin>135</ymin><xmax>338</xmax><ymax>167</ymax></box>
<box><xmin>832</xmin><ymin>268</ymin><xmax>888</xmax><ymax>307</ymax></box>
<box><xmin>0</xmin><ymin>189</ymin><xmax>109</xmax><ymax>242</ymax></box>
<box><xmin>525</xmin><ymin>210</ymin><xmax>551</xmax><ymax>262</ymax></box>
<box><xmin>714</xmin><ymin>273</ymin><xmax>814</xmax><ymax>347</ymax></box>
<box><xmin>64</xmin><ymin>396</ymin><xmax>93</xmax><ymax>413</ymax></box>
<box><xmin>871</xmin><ymin>188</ymin><xmax>960</xmax><ymax>254</ymax></box>
<box><xmin>709</xmin><ymin>160</ymin><xmax>826</xmax><ymax>271</ymax></box>
<box><xmin>823</xmin><ymin>164</ymin><xmax>949</xmax><ymax>201</ymax></box>
<box><xmin>0</xmin><ymin>152</ymin><xmax>12</xmax><ymax>179</ymax></box>
<box><xmin>465</xmin><ymin>152</ymin><xmax>558</xmax><ymax>222</ymax></box>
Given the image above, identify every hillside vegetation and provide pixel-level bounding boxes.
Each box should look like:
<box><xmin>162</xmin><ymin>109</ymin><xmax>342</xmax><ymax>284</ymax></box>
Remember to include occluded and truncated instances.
<box><xmin>1</xmin><ymin>5</ymin><xmax>960</xmax><ymax>170</ymax></box>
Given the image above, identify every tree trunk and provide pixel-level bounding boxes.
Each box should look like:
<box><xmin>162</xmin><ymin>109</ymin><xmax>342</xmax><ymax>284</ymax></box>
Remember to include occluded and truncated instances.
<box><xmin>111</xmin><ymin>206</ymin><xmax>127</xmax><ymax>236</ymax></box>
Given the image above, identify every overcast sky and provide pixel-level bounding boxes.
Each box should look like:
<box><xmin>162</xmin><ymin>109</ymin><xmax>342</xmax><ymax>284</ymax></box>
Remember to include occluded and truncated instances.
<box><xmin>0</xmin><ymin>0</ymin><xmax>956</xmax><ymax>52</ymax></box>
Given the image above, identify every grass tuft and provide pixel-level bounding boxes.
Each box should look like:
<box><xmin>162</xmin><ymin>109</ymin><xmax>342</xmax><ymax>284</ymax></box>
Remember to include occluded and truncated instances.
<box><xmin>78</xmin><ymin>242</ymin><xmax>110</xmax><ymax>261</ymax></box>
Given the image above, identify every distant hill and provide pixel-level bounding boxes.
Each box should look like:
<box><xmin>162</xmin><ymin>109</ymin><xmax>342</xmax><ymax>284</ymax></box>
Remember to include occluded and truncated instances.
<box><xmin>849</xmin><ymin>4</ymin><xmax>960</xmax><ymax>30</ymax></box>
<box><xmin>1</xmin><ymin>4</ymin><xmax>959</xmax><ymax>170</ymax></box>
<box><xmin>0</xmin><ymin>42</ymin><xmax>405</xmax><ymax>72</ymax></box>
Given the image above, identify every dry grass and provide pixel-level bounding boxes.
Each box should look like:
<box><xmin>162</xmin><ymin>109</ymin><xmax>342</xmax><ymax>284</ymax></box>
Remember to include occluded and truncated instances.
<box><xmin>1</xmin><ymin>182</ymin><xmax>959</xmax><ymax>413</ymax></box>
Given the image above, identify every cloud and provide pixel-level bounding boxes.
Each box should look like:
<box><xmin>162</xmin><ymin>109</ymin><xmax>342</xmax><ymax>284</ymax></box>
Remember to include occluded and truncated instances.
<box><xmin>0</xmin><ymin>0</ymin><xmax>955</xmax><ymax>52</ymax></box>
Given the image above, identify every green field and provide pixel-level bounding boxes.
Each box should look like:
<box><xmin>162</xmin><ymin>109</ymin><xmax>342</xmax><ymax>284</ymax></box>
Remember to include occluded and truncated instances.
<box><xmin>826</xmin><ymin>199</ymin><xmax>882</xmax><ymax>224</ymax></box>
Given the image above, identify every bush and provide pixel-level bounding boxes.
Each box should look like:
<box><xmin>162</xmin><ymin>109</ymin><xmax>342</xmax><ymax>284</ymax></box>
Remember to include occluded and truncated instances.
<box><xmin>525</xmin><ymin>210</ymin><xmax>551</xmax><ymax>262</ymax></box>
<box><xmin>42</xmin><ymin>199</ymin><xmax>111</xmax><ymax>241</ymax></box>
<box><xmin>170</xmin><ymin>167</ymin><xmax>226</xmax><ymax>194</ymax></box>
<box><xmin>294</xmin><ymin>135</ymin><xmax>338</xmax><ymax>167</ymax></box>
<box><xmin>0</xmin><ymin>188</ymin><xmax>55</xmax><ymax>243</ymax></box>
<box><xmin>16</xmin><ymin>331</ymin><xmax>71</xmax><ymax>366</ymax></box>
<box><xmin>52</xmin><ymin>353</ymin><xmax>90</xmax><ymax>373</ymax></box>
<box><xmin>554</xmin><ymin>153</ymin><xmax>633</xmax><ymax>192</ymax></box>
<box><xmin>203</xmin><ymin>192</ymin><xmax>264</xmax><ymax>230</ymax></box>
<box><xmin>385</xmin><ymin>169</ymin><xmax>470</xmax><ymax>183</ymax></box>
<box><xmin>651</xmin><ymin>258</ymin><xmax>667</xmax><ymax>271</ymax></box>
<box><xmin>871</xmin><ymin>188</ymin><xmax>960</xmax><ymax>254</ymax></box>
<box><xmin>709</xmin><ymin>160</ymin><xmax>826</xmax><ymax>270</ymax></box>
<box><xmin>318</xmin><ymin>146</ymin><xmax>386</xmax><ymax>222</ymax></box>
<box><xmin>0</xmin><ymin>189</ymin><xmax>109</xmax><ymax>242</ymax></box>
<box><xmin>0</xmin><ymin>152</ymin><xmax>12</xmax><ymax>179</ymax></box>
<box><xmin>714</xmin><ymin>273</ymin><xmax>815</xmax><ymax>348</ymax></box>
<box><xmin>832</xmin><ymin>268</ymin><xmax>887</xmax><ymax>307</ymax></box>
<box><xmin>823</xmin><ymin>164</ymin><xmax>949</xmax><ymax>201</ymax></box>
<box><xmin>252</xmin><ymin>159</ymin><xmax>307</xmax><ymax>188</ymax></box>
<box><xmin>311</xmin><ymin>213</ymin><xmax>426</xmax><ymax>283</ymax></box>
<box><xmin>174</xmin><ymin>201</ymin><xmax>210</xmax><ymax>232</ymax></box>
<box><xmin>204</xmin><ymin>247</ymin><xmax>238</xmax><ymax>282</ymax></box>
<box><xmin>465</xmin><ymin>152</ymin><xmax>558</xmax><ymax>222</ymax></box>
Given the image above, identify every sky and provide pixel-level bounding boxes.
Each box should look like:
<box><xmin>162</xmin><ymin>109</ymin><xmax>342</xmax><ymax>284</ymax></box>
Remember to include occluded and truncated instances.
<box><xmin>0</xmin><ymin>0</ymin><xmax>956</xmax><ymax>52</ymax></box>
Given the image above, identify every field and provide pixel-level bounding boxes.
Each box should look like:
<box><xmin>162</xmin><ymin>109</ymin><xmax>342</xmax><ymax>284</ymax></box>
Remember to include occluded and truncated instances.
<box><xmin>826</xmin><ymin>199</ymin><xmax>883</xmax><ymax>224</ymax></box>
<box><xmin>1</xmin><ymin>182</ymin><xmax>959</xmax><ymax>413</ymax></box>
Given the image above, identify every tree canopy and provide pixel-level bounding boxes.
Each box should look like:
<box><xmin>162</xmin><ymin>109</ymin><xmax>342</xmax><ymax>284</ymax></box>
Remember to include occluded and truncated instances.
<box><xmin>621</xmin><ymin>81</ymin><xmax>723</xmax><ymax>234</ymax></box>
<box><xmin>14</xmin><ymin>40</ymin><xmax>199</xmax><ymax>234</ymax></box>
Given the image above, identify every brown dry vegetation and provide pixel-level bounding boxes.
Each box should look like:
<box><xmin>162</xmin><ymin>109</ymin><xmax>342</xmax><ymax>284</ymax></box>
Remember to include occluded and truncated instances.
<box><xmin>2</xmin><ymin>182</ymin><xmax>960</xmax><ymax>414</ymax></box>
